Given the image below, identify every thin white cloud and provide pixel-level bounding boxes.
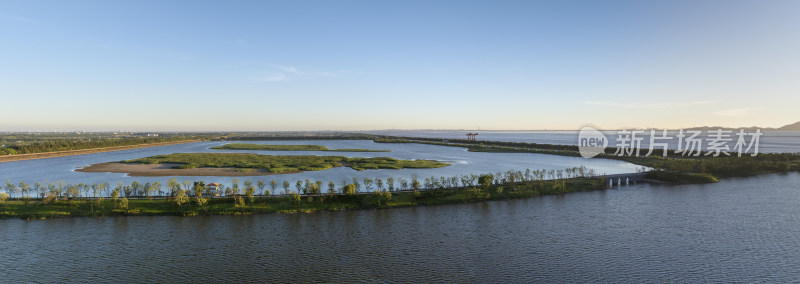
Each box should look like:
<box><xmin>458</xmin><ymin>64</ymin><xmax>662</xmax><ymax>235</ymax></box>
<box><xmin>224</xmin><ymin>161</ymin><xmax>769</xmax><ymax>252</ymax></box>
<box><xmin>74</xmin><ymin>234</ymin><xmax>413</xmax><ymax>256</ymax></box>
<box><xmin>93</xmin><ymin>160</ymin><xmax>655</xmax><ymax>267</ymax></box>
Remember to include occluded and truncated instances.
<box><xmin>250</xmin><ymin>65</ymin><xmax>363</xmax><ymax>82</ymax></box>
<box><xmin>275</xmin><ymin>65</ymin><xmax>303</xmax><ymax>75</ymax></box>
<box><xmin>317</xmin><ymin>70</ymin><xmax>366</xmax><ymax>77</ymax></box>
<box><xmin>0</xmin><ymin>14</ymin><xmax>39</xmax><ymax>24</ymax></box>
<box><xmin>584</xmin><ymin>100</ymin><xmax>715</xmax><ymax>109</ymax></box>
<box><xmin>250</xmin><ymin>73</ymin><xmax>286</xmax><ymax>82</ymax></box>
<box><xmin>712</xmin><ymin>107</ymin><xmax>762</xmax><ymax>117</ymax></box>
<box><xmin>317</xmin><ymin>71</ymin><xmax>339</xmax><ymax>78</ymax></box>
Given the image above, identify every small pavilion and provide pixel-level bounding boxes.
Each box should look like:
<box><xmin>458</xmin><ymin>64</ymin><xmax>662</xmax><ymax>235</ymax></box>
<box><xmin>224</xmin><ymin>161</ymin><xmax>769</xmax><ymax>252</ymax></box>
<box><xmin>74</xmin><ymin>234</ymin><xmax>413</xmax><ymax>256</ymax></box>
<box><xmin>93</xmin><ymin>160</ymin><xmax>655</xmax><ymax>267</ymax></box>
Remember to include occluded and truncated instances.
<box><xmin>206</xmin><ymin>183</ymin><xmax>221</xmax><ymax>197</ymax></box>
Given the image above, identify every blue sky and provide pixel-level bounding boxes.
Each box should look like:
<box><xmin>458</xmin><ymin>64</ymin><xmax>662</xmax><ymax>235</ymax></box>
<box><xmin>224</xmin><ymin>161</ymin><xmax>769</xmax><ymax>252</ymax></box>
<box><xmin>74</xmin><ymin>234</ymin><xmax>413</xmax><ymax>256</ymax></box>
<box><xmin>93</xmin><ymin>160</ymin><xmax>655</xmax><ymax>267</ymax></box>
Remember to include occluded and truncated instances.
<box><xmin>1</xmin><ymin>0</ymin><xmax>798</xmax><ymax>131</ymax></box>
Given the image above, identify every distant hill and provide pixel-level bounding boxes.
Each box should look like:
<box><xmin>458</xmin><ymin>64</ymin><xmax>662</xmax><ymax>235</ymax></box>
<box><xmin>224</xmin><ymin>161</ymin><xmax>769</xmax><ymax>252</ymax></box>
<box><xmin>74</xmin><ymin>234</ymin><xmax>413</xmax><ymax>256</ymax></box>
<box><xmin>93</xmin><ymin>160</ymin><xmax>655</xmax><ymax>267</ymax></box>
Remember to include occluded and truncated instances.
<box><xmin>778</xmin><ymin>121</ymin><xmax>800</xmax><ymax>131</ymax></box>
<box><xmin>661</xmin><ymin>120</ymin><xmax>800</xmax><ymax>131</ymax></box>
<box><xmin>684</xmin><ymin>126</ymin><xmax>765</xmax><ymax>131</ymax></box>
<box><xmin>674</xmin><ymin>121</ymin><xmax>800</xmax><ymax>131</ymax></box>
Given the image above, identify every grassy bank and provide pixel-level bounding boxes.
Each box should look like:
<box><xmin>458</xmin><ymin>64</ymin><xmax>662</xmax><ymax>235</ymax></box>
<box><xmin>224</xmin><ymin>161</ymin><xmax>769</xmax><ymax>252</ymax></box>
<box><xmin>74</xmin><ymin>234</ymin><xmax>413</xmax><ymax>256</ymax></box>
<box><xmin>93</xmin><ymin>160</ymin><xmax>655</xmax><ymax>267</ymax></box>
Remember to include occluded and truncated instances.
<box><xmin>0</xmin><ymin>133</ymin><xmax>211</xmax><ymax>156</ymax></box>
<box><xmin>0</xmin><ymin>140</ymin><xmax>203</xmax><ymax>163</ymax></box>
<box><xmin>373</xmin><ymin>137</ymin><xmax>800</xmax><ymax>183</ymax></box>
<box><xmin>123</xmin><ymin>153</ymin><xmax>449</xmax><ymax>171</ymax></box>
<box><xmin>645</xmin><ymin>170</ymin><xmax>718</xmax><ymax>184</ymax></box>
<box><xmin>0</xmin><ymin>177</ymin><xmax>606</xmax><ymax>220</ymax></box>
<box><xmin>211</xmin><ymin>143</ymin><xmax>389</xmax><ymax>152</ymax></box>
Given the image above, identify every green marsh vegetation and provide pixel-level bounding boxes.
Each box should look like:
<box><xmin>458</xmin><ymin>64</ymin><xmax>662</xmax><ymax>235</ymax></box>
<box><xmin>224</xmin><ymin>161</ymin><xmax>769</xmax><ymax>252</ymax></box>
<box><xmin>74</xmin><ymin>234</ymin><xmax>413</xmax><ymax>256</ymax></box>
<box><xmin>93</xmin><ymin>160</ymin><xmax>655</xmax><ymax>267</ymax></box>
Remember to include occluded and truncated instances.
<box><xmin>374</xmin><ymin>137</ymin><xmax>800</xmax><ymax>183</ymax></box>
<box><xmin>0</xmin><ymin>131</ymin><xmax>370</xmax><ymax>156</ymax></box>
<box><xmin>0</xmin><ymin>132</ymin><xmax>218</xmax><ymax>155</ymax></box>
<box><xmin>211</xmin><ymin>143</ymin><xmax>390</xmax><ymax>152</ymax></box>
<box><xmin>123</xmin><ymin>153</ymin><xmax>449</xmax><ymax>172</ymax></box>
<box><xmin>644</xmin><ymin>170</ymin><xmax>718</xmax><ymax>184</ymax></box>
<box><xmin>0</xmin><ymin>167</ymin><xmax>607</xmax><ymax>219</ymax></box>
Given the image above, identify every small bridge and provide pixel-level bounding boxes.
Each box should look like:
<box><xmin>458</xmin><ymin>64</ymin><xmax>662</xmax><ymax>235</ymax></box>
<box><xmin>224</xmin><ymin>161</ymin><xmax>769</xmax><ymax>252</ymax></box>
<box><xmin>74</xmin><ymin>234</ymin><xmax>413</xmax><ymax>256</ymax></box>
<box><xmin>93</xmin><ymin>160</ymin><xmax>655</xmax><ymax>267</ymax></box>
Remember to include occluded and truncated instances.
<box><xmin>603</xmin><ymin>172</ymin><xmax>647</xmax><ymax>187</ymax></box>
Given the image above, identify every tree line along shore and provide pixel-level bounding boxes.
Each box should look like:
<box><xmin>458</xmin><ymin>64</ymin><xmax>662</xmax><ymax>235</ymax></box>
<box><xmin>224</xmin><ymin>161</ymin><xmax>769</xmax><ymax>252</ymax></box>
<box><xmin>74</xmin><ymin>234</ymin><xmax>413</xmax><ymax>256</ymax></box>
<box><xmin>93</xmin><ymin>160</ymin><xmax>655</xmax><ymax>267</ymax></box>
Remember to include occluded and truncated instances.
<box><xmin>0</xmin><ymin>140</ymin><xmax>202</xmax><ymax>162</ymax></box>
<box><xmin>0</xmin><ymin>167</ymin><xmax>606</xmax><ymax>219</ymax></box>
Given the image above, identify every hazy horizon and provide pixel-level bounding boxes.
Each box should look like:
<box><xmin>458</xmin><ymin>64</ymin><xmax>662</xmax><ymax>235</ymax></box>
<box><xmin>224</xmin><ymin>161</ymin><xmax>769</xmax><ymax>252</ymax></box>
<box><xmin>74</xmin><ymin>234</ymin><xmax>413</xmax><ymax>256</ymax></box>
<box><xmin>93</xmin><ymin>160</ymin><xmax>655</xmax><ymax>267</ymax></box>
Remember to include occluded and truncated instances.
<box><xmin>1</xmin><ymin>123</ymin><xmax>797</xmax><ymax>133</ymax></box>
<box><xmin>2</xmin><ymin>0</ymin><xmax>799</xmax><ymax>131</ymax></box>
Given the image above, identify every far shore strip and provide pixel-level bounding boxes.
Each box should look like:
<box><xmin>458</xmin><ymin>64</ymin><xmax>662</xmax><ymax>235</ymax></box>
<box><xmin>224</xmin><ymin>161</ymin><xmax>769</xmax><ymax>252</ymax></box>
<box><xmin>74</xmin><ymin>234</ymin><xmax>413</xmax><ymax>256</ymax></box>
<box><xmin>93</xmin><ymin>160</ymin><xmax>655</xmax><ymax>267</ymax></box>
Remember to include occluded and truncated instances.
<box><xmin>0</xmin><ymin>140</ymin><xmax>202</xmax><ymax>163</ymax></box>
<box><xmin>76</xmin><ymin>162</ymin><xmax>302</xmax><ymax>177</ymax></box>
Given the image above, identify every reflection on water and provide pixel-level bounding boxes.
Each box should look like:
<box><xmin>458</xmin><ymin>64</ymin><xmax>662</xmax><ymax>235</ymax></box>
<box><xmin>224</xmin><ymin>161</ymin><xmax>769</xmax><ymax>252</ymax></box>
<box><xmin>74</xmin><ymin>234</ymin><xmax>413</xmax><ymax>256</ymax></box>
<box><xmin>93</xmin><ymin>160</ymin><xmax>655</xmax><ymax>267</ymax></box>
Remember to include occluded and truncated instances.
<box><xmin>2</xmin><ymin>173</ymin><xmax>799</xmax><ymax>282</ymax></box>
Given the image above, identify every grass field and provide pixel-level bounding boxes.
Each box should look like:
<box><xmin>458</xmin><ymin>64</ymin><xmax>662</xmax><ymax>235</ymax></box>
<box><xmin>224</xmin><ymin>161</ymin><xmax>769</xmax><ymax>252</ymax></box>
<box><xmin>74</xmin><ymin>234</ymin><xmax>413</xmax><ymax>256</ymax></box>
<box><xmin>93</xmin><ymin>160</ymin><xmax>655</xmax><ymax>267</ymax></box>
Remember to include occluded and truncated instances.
<box><xmin>123</xmin><ymin>153</ymin><xmax>449</xmax><ymax>172</ymax></box>
<box><xmin>211</xmin><ymin>143</ymin><xmax>390</xmax><ymax>152</ymax></box>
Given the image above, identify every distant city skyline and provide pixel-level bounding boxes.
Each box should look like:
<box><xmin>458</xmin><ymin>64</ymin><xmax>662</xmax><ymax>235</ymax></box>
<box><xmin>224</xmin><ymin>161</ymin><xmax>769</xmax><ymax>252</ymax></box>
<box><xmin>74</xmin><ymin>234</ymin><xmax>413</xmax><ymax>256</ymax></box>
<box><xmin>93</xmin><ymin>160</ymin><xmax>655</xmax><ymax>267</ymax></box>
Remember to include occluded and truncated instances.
<box><xmin>2</xmin><ymin>0</ymin><xmax>798</xmax><ymax>131</ymax></box>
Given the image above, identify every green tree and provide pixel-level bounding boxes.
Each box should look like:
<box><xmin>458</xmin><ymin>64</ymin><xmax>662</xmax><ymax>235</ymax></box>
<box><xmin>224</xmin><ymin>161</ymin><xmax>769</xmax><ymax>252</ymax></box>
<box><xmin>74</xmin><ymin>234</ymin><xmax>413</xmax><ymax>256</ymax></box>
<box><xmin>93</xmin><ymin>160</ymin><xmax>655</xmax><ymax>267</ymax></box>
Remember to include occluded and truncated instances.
<box><xmin>0</xmin><ymin>192</ymin><xmax>8</xmax><ymax>205</ymax></box>
<box><xmin>196</xmin><ymin>196</ymin><xmax>208</xmax><ymax>207</ymax></box>
<box><xmin>19</xmin><ymin>181</ymin><xmax>30</xmax><ymax>200</ymax></box>
<box><xmin>33</xmin><ymin>182</ymin><xmax>42</xmax><ymax>199</ymax></box>
<box><xmin>5</xmin><ymin>180</ymin><xmax>17</xmax><ymax>198</ymax></box>
<box><xmin>315</xmin><ymin>180</ymin><xmax>323</xmax><ymax>194</ymax></box>
<box><xmin>66</xmin><ymin>185</ymin><xmax>81</xmax><ymax>200</ymax></box>
<box><xmin>245</xmin><ymin>184</ymin><xmax>255</xmax><ymax>203</ymax></box>
<box><xmin>120</xmin><ymin>197</ymin><xmax>129</xmax><ymax>210</ymax></box>
<box><xmin>303</xmin><ymin>179</ymin><xmax>313</xmax><ymax>195</ymax></box>
<box><xmin>363</xmin><ymin>178</ymin><xmax>374</xmax><ymax>191</ymax></box>
<box><xmin>257</xmin><ymin>180</ymin><xmax>266</xmax><ymax>195</ymax></box>
<box><xmin>470</xmin><ymin>188</ymin><xmax>489</xmax><ymax>200</ymax></box>
<box><xmin>131</xmin><ymin>181</ymin><xmax>140</xmax><ymax>197</ymax></box>
<box><xmin>167</xmin><ymin>178</ymin><xmax>179</xmax><ymax>196</ymax></box>
<box><xmin>373</xmin><ymin>190</ymin><xmax>391</xmax><ymax>207</ymax></box>
<box><xmin>153</xmin><ymin>181</ymin><xmax>163</xmax><ymax>197</ymax></box>
<box><xmin>398</xmin><ymin>177</ymin><xmax>408</xmax><ymax>190</ymax></box>
<box><xmin>342</xmin><ymin>184</ymin><xmax>357</xmax><ymax>196</ymax></box>
<box><xmin>231</xmin><ymin>178</ymin><xmax>240</xmax><ymax>196</ymax></box>
<box><xmin>46</xmin><ymin>183</ymin><xmax>56</xmax><ymax>200</ymax></box>
<box><xmin>144</xmin><ymin>182</ymin><xmax>153</xmax><ymax>200</ymax></box>
<box><xmin>376</xmin><ymin>178</ymin><xmax>384</xmax><ymax>191</ymax></box>
<box><xmin>328</xmin><ymin>181</ymin><xmax>336</xmax><ymax>195</ymax></box>
<box><xmin>282</xmin><ymin>181</ymin><xmax>290</xmax><ymax>195</ymax></box>
<box><xmin>411</xmin><ymin>176</ymin><xmax>421</xmax><ymax>191</ymax></box>
<box><xmin>478</xmin><ymin>174</ymin><xmax>494</xmax><ymax>189</ymax></box>
<box><xmin>387</xmin><ymin>177</ymin><xmax>394</xmax><ymax>191</ymax></box>
<box><xmin>289</xmin><ymin>191</ymin><xmax>301</xmax><ymax>208</ymax></box>
<box><xmin>269</xmin><ymin>180</ymin><xmax>277</xmax><ymax>195</ymax></box>
<box><xmin>111</xmin><ymin>189</ymin><xmax>120</xmax><ymax>208</ymax></box>
<box><xmin>193</xmin><ymin>181</ymin><xmax>205</xmax><ymax>197</ymax></box>
<box><xmin>175</xmin><ymin>189</ymin><xmax>189</xmax><ymax>207</ymax></box>
<box><xmin>182</xmin><ymin>180</ymin><xmax>191</xmax><ymax>196</ymax></box>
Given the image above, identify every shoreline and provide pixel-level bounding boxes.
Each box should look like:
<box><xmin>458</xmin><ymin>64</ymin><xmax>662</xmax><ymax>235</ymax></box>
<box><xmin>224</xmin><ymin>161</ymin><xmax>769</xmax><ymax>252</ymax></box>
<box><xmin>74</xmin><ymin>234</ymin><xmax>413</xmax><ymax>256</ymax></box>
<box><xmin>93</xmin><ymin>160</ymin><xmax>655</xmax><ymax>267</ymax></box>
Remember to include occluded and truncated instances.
<box><xmin>0</xmin><ymin>140</ymin><xmax>202</xmax><ymax>163</ymax></box>
<box><xmin>0</xmin><ymin>175</ymin><xmax>611</xmax><ymax>220</ymax></box>
<box><xmin>76</xmin><ymin>162</ymin><xmax>302</xmax><ymax>177</ymax></box>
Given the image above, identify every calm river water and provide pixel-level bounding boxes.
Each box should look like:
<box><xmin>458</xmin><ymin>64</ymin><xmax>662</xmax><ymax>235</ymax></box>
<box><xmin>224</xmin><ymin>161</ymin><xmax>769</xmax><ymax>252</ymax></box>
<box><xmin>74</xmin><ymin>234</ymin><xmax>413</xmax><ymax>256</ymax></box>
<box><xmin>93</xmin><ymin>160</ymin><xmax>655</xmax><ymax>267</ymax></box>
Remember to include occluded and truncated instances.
<box><xmin>2</xmin><ymin>173</ymin><xmax>798</xmax><ymax>282</ymax></box>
